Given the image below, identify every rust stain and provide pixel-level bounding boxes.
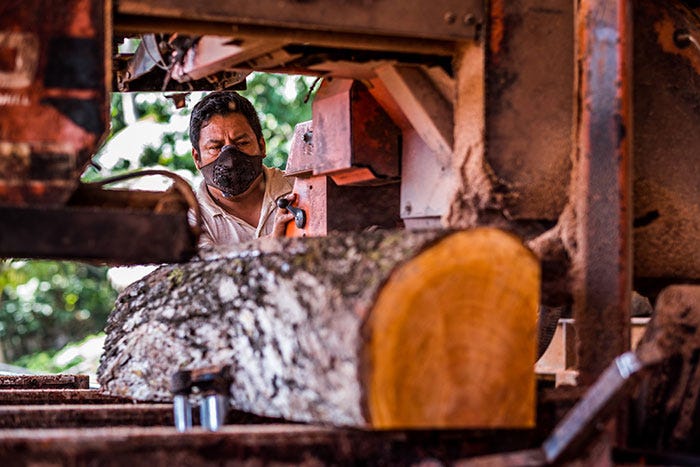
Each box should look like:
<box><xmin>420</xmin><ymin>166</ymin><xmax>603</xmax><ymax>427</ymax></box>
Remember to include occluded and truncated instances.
<box><xmin>490</xmin><ymin>0</ymin><xmax>505</xmax><ymax>56</ymax></box>
<box><xmin>68</xmin><ymin>0</ymin><xmax>97</xmax><ymax>37</ymax></box>
<box><xmin>654</xmin><ymin>13</ymin><xmax>700</xmax><ymax>76</ymax></box>
<box><xmin>29</xmin><ymin>182</ymin><xmax>46</xmax><ymax>197</ymax></box>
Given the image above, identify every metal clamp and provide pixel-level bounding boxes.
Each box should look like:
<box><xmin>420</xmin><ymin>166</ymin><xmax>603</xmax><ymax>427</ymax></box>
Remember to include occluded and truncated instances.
<box><xmin>170</xmin><ymin>365</ymin><xmax>231</xmax><ymax>432</ymax></box>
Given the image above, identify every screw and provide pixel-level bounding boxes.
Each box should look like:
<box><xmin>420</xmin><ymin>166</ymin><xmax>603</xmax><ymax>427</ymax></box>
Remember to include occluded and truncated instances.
<box><xmin>463</xmin><ymin>14</ymin><xmax>476</xmax><ymax>26</ymax></box>
<box><xmin>303</xmin><ymin>130</ymin><xmax>313</xmax><ymax>144</ymax></box>
<box><xmin>443</xmin><ymin>11</ymin><xmax>457</xmax><ymax>25</ymax></box>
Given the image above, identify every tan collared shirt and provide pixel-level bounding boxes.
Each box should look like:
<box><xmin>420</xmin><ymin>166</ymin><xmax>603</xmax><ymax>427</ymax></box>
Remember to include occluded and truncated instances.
<box><xmin>194</xmin><ymin>166</ymin><xmax>293</xmax><ymax>248</ymax></box>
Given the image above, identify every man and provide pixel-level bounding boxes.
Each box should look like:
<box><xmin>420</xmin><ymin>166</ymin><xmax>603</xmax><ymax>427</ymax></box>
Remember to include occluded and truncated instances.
<box><xmin>189</xmin><ymin>91</ymin><xmax>295</xmax><ymax>247</ymax></box>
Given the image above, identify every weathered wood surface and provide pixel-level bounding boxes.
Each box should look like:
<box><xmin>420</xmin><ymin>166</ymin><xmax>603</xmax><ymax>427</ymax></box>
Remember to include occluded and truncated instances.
<box><xmin>630</xmin><ymin>285</ymin><xmax>700</xmax><ymax>453</ymax></box>
<box><xmin>98</xmin><ymin>228</ymin><xmax>540</xmax><ymax>429</ymax></box>
<box><xmin>0</xmin><ymin>389</ymin><xmax>130</xmax><ymax>405</ymax></box>
<box><xmin>0</xmin><ymin>374</ymin><xmax>88</xmax><ymax>390</ymax></box>
<box><xmin>0</xmin><ymin>404</ymin><xmax>173</xmax><ymax>429</ymax></box>
<box><xmin>0</xmin><ymin>425</ymin><xmax>535</xmax><ymax>466</ymax></box>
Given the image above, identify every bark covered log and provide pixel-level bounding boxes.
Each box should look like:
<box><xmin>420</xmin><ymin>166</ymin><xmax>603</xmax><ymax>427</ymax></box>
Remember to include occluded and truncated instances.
<box><xmin>98</xmin><ymin>228</ymin><xmax>540</xmax><ymax>429</ymax></box>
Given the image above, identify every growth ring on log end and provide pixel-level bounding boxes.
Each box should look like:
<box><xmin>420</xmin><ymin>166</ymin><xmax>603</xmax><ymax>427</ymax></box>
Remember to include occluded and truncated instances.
<box><xmin>364</xmin><ymin>228</ymin><xmax>540</xmax><ymax>429</ymax></box>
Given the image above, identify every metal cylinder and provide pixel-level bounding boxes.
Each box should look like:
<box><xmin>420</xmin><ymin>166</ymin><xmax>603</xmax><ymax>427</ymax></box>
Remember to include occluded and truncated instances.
<box><xmin>173</xmin><ymin>395</ymin><xmax>193</xmax><ymax>432</ymax></box>
<box><xmin>200</xmin><ymin>394</ymin><xmax>226</xmax><ymax>431</ymax></box>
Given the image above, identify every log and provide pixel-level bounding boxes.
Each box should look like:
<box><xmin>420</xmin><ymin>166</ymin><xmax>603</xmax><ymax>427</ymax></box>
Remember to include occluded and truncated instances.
<box><xmin>98</xmin><ymin>228</ymin><xmax>540</xmax><ymax>429</ymax></box>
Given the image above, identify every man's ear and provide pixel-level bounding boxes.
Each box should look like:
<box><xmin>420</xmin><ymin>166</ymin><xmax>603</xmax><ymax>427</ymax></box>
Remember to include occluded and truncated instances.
<box><xmin>192</xmin><ymin>147</ymin><xmax>202</xmax><ymax>169</ymax></box>
<box><xmin>258</xmin><ymin>137</ymin><xmax>266</xmax><ymax>156</ymax></box>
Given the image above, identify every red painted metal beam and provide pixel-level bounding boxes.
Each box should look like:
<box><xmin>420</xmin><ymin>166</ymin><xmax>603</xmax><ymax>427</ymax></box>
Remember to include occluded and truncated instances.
<box><xmin>574</xmin><ymin>0</ymin><xmax>633</xmax><ymax>385</ymax></box>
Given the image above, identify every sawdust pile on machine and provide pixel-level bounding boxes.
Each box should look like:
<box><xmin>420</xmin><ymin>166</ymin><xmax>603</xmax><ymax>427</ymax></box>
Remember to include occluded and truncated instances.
<box><xmin>1</xmin><ymin>0</ymin><xmax>699</xmax><ymax>465</ymax></box>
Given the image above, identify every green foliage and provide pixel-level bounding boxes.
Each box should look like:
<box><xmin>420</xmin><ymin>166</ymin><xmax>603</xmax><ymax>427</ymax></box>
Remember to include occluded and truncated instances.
<box><xmin>240</xmin><ymin>73</ymin><xmax>316</xmax><ymax>169</ymax></box>
<box><xmin>14</xmin><ymin>333</ymin><xmax>105</xmax><ymax>374</ymax></box>
<box><xmin>109</xmin><ymin>93</ymin><xmax>127</xmax><ymax>136</ymax></box>
<box><xmin>0</xmin><ymin>261</ymin><xmax>116</xmax><ymax>363</ymax></box>
<box><xmin>139</xmin><ymin>132</ymin><xmax>196</xmax><ymax>172</ymax></box>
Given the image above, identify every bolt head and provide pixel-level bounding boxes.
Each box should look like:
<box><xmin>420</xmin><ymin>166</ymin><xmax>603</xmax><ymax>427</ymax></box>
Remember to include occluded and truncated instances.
<box><xmin>443</xmin><ymin>11</ymin><xmax>457</xmax><ymax>24</ymax></box>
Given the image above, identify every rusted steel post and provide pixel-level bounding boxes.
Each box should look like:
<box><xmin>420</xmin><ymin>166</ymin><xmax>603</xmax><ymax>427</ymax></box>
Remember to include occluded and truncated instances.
<box><xmin>573</xmin><ymin>0</ymin><xmax>633</xmax><ymax>386</ymax></box>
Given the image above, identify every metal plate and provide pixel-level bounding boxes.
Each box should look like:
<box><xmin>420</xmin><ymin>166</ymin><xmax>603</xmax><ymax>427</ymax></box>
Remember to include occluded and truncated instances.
<box><xmin>486</xmin><ymin>0</ymin><xmax>574</xmax><ymax>220</ymax></box>
<box><xmin>312</xmin><ymin>79</ymin><xmax>400</xmax><ymax>181</ymax></box>
<box><xmin>0</xmin><ymin>206</ymin><xmax>196</xmax><ymax>264</ymax></box>
<box><xmin>632</xmin><ymin>0</ymin><xmax>700</xmax><ymax>281</ymax></box>
<box><xmin>118</xmin><ymin>0</ymin><xmax>483</xmax><ymax>41</ymax></box>
<box><xmin>285</xmin><ymin>176</ymin><xmax>401</xmax><ymax>237</ymax></box>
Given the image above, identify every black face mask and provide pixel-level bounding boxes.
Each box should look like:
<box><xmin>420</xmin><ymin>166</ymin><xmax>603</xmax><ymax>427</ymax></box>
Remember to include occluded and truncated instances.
<box><xmin>200</xmin><ymin>144</ymin><xmax>264</xmax><ymax>198</ymax></box>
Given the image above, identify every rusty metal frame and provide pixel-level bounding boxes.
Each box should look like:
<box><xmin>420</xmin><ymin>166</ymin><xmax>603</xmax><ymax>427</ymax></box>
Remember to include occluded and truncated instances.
<box><xmin>0</xmin><ymin>0</ymin><xmax>110</xmax><ymax>205</ymax></box>
<box><xmin>485</xmin><ymin>0</ymin><xmax>574</xmax><ymax>221</ymax></box>
<box><xmin>0</xmin><ymin>205</ymin><xmax>195</xmax><ymax>264</ymax></box>
<box><xmin>573</xmin><ymin>0</ymin><xmax>633</xmax><ymax>385</ymax></box>
<box><xmin>116</xmin><ymin>0</ymin><xmax>483</xmax><ymax>42</ymax></box>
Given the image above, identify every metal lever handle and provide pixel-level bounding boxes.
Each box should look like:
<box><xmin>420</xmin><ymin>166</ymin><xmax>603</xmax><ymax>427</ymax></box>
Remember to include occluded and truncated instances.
<box><xmin>277</xmin><ymin>198</ymin><xmax>306</xmax><ymax>229</ymax></box>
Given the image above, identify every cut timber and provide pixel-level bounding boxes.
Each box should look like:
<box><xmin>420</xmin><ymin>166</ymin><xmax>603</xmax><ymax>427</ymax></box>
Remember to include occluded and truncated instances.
<box><xmin>98</xmin><ymin>228</ymin><xmax>539</xmax><ymax>429</ymax></box>
<box><xmin>367</xmin><ymin>229</ymin><xmax>539</xmax><ymax>428</ymax></box>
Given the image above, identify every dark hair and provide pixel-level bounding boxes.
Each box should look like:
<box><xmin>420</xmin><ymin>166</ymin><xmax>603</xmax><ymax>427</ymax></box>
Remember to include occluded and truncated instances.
<box><xmin>189</xmin><ymin>92</ymin><xmax>263</xmax><ymax>160</ymax></box>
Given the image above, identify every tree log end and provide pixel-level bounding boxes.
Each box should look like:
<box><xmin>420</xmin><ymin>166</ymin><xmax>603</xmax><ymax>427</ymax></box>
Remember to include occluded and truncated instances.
<box><xmin>365</xmin><ymin>228</ymin><xmax>540</xmax><ymax>429</ymax></box>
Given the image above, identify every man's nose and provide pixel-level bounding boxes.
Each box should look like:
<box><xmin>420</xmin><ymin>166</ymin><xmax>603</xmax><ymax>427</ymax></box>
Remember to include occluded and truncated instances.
<box><xmin>218</xmin><ymin>145</ymin><xmax>236</xmax><ymax>168</ymax></box>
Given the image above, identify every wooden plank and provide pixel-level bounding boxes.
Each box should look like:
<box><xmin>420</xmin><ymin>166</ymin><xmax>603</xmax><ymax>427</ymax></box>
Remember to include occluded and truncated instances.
<box><xmin>0</xmin><ymin>374</ymin><xmax>88</xmax><ymax>390</ymax></box>
<box><xmin>0</xmin><ymin>404</ymin><xmax>173</xmax><ymax>428</ymax></box>
<box><xmin>0</xmin><ymin>389</ymin><xmax>131</xmax><ymax>405</ymax></box>
<box><xmin>375</xmin><ymin>65</ymin><xmax>454</xmax><ymax>156</ymax></box>
<box><xmin>0</xmin><ymin>425</ymin><xmax>534</xmax><ymax>465</ymax></box>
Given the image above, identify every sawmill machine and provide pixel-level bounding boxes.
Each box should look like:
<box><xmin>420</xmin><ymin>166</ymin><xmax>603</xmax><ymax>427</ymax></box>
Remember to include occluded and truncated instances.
<box><xmin>0</xmin><ymin>0</ymin><xmax>699</xmax><ymax>461</ymax></box>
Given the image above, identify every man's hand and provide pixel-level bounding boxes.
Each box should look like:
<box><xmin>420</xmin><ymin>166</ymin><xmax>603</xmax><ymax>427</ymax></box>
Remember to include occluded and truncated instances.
<box><xmin>272</xmin><ymin>193</ymin><xmax>297</xmax><ymax>238</ymax></box>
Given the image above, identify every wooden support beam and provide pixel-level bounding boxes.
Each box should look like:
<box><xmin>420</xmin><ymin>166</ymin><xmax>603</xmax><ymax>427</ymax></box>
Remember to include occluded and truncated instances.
<box><xmin>375</xmin><ymin>64</ymin><xmax>454</xmax><ymax>156</ymax></box>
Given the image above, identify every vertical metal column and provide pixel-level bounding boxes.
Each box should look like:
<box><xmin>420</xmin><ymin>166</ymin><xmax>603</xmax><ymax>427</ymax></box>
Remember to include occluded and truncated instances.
<box><xmin>574</xmin><ymin>0</ymin><xmax>633</xmax><ymax>386</ymax></box>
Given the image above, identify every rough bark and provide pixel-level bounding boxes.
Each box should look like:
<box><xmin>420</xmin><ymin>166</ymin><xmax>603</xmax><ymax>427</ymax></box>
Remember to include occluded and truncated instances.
<box><xmin>98</xmin><ymin>228</ymin><xmax>540</xmax><ymax>429</ymax></box>
<box><xmin>630</xmin><ymin>285</ymin><xmax>700</xmax><ymax>453</ymax></box>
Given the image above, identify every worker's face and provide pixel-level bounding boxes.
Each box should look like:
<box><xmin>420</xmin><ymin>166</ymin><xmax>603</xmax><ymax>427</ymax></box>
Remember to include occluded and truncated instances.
<box><xmin>194</xmin><ymin>113</ymin><xmax>265</xmax><ymax>166</ymax></box>
<box><xmin>193</xmin><ymin>113</ymin><xmax>266</xmax><ymax>199</ymax></box>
